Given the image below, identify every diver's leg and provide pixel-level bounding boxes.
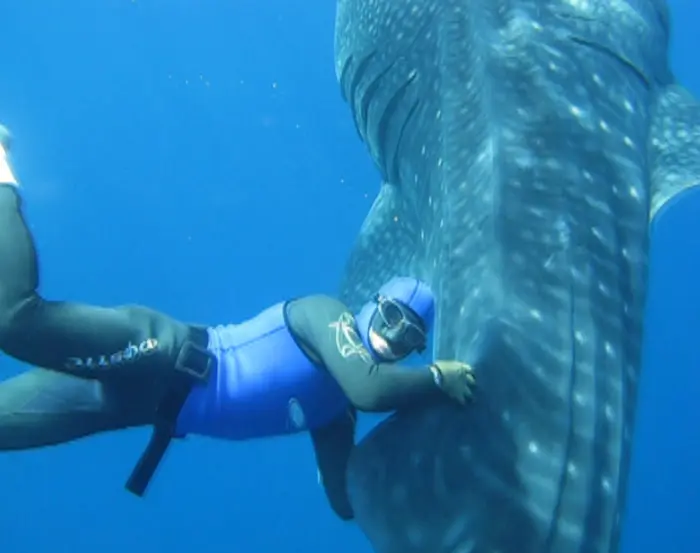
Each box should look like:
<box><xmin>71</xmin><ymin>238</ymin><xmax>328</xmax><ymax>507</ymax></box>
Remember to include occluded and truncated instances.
<box><xmin>0</xmin><ymin>369</ymin><xmax>159</xmax><ymax>450</ymax></box>
<box><xmin>0</xmin><ymin>129</ymin><xmax>208</xmax><ymax>381</ymax></box>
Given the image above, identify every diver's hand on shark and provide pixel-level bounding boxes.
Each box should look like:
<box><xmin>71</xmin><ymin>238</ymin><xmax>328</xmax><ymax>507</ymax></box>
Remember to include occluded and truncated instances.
<box><xmin>430</xmin><ymin>360</ymin><xmax>476</xmax><ymax>405</ymax></box>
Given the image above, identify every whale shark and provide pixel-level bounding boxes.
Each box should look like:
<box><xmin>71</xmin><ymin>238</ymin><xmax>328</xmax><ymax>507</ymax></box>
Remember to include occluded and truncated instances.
<box><xmin>334</xmin><ymin>1</ymin><xmax>700</xmax><ymax>553</ymax></box>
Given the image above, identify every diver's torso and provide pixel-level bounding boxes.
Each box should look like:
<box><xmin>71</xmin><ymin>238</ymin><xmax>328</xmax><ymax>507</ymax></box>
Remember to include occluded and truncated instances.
<box><xmin>175</xmin><ymin>301</ymin><xmax>349</xmax><ymax>440</ymax></box>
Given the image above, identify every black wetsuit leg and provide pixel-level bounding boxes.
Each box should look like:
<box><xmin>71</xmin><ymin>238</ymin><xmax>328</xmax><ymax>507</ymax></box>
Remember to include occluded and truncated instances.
<box><xmin>0</xmin><ymin>369</ymin><xmax>159</xmax><ymax>450</ymax></box>
<box><xmin>0</xmin><ymin>185</ymin><xmax>207</xmax><ymax>449</ymax></box>
<box><xmin>310</xmin><ymin>409</ymin><xmax>356</xmax><ymax>521</ymax></box>
<box><xmin>0</xmin><ymin>185</ymin><xmax>199</xmax><ymax>377</ymax></box>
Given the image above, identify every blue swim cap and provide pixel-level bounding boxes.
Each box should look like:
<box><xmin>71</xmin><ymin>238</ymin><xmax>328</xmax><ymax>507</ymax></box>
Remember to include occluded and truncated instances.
<box><xmin>355</xmin><ymin>277</ymin><xmax>435</xmax><ymax>361</ymax></box>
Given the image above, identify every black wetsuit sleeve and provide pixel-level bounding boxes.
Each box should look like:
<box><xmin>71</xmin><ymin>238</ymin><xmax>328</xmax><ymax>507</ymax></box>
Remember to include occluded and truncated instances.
<box><xmin>285</xmin><ymin>295</ymin><xmax>443</xmax><ymax>412</ymax></box>
<box><xmin>310</xmin><ymin>408</ymin><xmax>356</xmax><ymax>521</ymax></box>
<box><xmin>0</xmin><ymin>186</ymin><xmax>201</xmax><ymax>380</ymax></box>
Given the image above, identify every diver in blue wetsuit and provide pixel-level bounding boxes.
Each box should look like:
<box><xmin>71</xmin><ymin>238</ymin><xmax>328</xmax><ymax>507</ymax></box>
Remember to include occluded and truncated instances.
<box><xmin>0</xmin><ymin>127</ymin><xmax>475</xmax><ymax>520</ymax></box>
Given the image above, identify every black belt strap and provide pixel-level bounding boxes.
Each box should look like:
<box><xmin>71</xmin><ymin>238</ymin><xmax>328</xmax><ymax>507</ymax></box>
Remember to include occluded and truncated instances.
<box><xmin>125</xmin><ymin>338</ymin><xmax>214</xmax><ymax>497</ymax></box>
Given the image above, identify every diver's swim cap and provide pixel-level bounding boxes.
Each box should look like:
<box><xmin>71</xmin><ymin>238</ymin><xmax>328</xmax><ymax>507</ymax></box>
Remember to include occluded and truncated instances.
<box><xmin>355</xmin><ymin>276</ymin><xmax>435</xmax><ymax>360</ymax></box>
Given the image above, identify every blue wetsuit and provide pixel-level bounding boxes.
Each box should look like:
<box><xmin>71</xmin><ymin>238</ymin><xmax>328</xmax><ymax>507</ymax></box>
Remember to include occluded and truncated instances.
<box><xmin>176</xmin><ymin>302</ymin><xmax>350</xmax><ymax>440</ymax></box>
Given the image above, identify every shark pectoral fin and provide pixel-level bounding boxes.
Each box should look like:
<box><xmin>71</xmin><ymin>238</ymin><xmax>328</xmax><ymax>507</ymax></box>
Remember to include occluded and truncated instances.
<box><xmin>340</xmin><ymin>182</ymin><xmax>418</xmax><ymax>311</ymax></box>
<box><xmin>649</xmin><ymin>84</ymin><xmax>700</xmax><ymax>221</ymax></box>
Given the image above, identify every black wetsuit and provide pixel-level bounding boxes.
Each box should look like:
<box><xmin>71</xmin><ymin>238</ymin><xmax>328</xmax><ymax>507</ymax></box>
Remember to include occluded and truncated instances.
<box><xmin>0</xmin><ymin>185</ymin><xmax>442</xmax><ymax>519</ymax></box>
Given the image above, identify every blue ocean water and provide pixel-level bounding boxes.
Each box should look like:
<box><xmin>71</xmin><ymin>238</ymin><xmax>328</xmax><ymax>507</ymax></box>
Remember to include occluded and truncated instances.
<box><xmin>0</xmin><ymin>1</ymin><xmax>697</xmax><ymax>552</ymax></box>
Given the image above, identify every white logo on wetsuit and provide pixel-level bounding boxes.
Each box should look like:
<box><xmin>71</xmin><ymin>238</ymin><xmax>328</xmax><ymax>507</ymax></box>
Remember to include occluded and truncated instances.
<box><xmin>288</xmin><ymin>398</ymin><xmax>307</xmax><ymax>430</ymax></box>
<box><xmin>64</xmin><ymin>338</ymin><xmax>159</xmax><ymax>370</ymax></box>
<box><xmin>328</xmin><ymin>311</ymin><xmax>372</xmax><ymax>363</ymax></box>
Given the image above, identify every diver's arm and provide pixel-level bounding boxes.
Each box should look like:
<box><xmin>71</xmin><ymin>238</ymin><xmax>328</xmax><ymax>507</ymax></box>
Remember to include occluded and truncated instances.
<box><xmin>286</xmin><ymin>295</ymin><xmax>443</xmax><ymax>412</ymax></box>
<box><xmin>310</xmin><ymin>408</ymin><xmax>356</xmax><ymax>521</ymax></box>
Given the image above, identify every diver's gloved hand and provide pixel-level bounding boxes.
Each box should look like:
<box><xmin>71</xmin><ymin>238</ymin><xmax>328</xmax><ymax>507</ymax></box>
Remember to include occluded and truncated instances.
<box><xmin>430</xmin><ymin>360</ymin><xmax>476</xmax><ymax>405</ymax></box>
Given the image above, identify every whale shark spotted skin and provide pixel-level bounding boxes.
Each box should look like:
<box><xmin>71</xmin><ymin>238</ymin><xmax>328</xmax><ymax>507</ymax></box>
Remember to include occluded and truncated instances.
<box><xmin>334</xmin><ymin>1</ymin><xmax>700</xmax><ymax>553</ymax></box>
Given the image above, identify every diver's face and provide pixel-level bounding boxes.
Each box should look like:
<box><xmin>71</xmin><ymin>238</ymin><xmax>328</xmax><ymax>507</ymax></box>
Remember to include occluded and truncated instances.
<box><xmin>368</xmin><ymin>295</ymin><xmax>427</xmax><ymax>362</ymax></box>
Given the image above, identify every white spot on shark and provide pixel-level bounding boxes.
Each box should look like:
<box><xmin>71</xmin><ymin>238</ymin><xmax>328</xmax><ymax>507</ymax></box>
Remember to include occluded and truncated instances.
<box><xmin>604</xmin><ymin>342</ymin><xmax>615</xmax><ymax>357</ymax></box>
<box><xmin>288</xmin><ymin>398</ymin><xmax>306</xmax><ymax>430</ymax></box>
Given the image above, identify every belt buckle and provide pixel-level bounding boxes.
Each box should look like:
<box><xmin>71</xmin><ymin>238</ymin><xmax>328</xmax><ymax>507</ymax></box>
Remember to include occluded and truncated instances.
<box><xmin>175</xmin><ymin>340</ymin><xmax>214</xmax><ymax>382</ymax></box>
